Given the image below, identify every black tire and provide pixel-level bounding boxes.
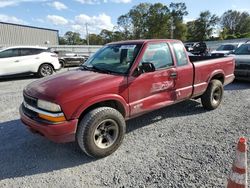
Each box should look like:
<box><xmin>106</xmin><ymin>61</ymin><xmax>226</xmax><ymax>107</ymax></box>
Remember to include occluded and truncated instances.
<box><xmin>76</xmin><ymin>107</ymin><xmax>126</xmax><ymax>158</ymax></box>
<box><xmin>201</xmin><ymin>79</ymin><xmax>224</xmax><ymax>110</ymax></box>
<box><xmin>59</xmin><ymin>60</ymin><xmax>65</xmax><ymax>68</ymax></box>
<box><xmin>37</xmin><ymin>64</ymin><xmax>54</xmax><ymax>77</ymax></box>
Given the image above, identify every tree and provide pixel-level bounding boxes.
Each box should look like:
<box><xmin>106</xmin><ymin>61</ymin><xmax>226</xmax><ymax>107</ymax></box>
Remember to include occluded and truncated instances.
<box><xmin>145</xmin><ymin>3</ymin><xmax>170</xmax><ymax>39</ymax></box>
<box><xmin>58</xmin><ymin>36</ymin><xmax>67</xmax><ymax>45</ymax></box>
<box><xmin>187</xmin><ymin>11</ymin><xmax>219</xmax><ymax>41</ymax></box>
<box><xmin>221</xmin><ymin>10</ymin><xmax>250</xmax><ymax>35</ymax></box>
<box><xmin>169</xmin><ymin>2</ymin><xmax>188</xmax><ymax>40</ymax></box>
<box><xmin>88</xmin><ymin>34</ymin><xmax>103</xmax><ymax>45</ymax></box>
<box><xmin>129</xmin><ymin>3</ymin><xmax>151</xmax><ymax>39</ymax></box>
<box><xmin>117</xmin><ymin>14</ymin><xmax>132</xmax><ymax>39</ymax></box>
<box><xmin>100</xmin><ymin>29</ymin><xmax>113</xmax><ymax>44</ymax></box>
<box><xmin>64</xmin><ymin>31</ymin><xmax>83</xmax><ymax>45</ymax></box>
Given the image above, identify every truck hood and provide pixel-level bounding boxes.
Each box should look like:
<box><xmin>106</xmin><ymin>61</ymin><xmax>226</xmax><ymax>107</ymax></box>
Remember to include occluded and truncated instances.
<box><xmin>211</xmin><ymin>50</ymin><xmax>231</xmax><ymax>54</ymax></box>
<box><xmin>24</xmin><ymin>69</ymin><xmax>125</xmax><ymax>102</ymax></box>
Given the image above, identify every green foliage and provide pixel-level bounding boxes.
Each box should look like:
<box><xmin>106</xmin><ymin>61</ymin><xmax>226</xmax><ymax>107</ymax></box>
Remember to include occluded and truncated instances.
<box><xmin>60</xmin><ymin>3</ymin><xmax>250</xmax><ymax>45</ymax></box>
<box><xmin>64</xmin><ymin>31</ymin><xmax>83</xmax><ymax>45</ymax></box>
<box><xmin>58</xmin><ymin>36</ymin><xmax>67</xmax><ymax>45</ymax></box>
<box><xmin>225</xmin><ymin>34</ymin><xmax>237</xmax><ymax>39</ymax></box>
<box><xmin>186</xmin><ymin>11</ymin><xmax>219</xmax><ymax>41</ymax></box>
<box><xmin>221</xmin><ymin>10</ymin><xmax>250</xmax><ymax>35</ymax></box>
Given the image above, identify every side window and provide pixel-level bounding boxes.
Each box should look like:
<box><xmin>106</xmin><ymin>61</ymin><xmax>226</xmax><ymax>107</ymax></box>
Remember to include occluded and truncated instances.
<box><xmin>20</xmin><ymin>48</ymin><xmax>33</xmax><ymax>56</ymax></box>
<box><xmin>0</xmin><ymin>49</ymin><xmax>19</xmax><ymax>58</ymax></box>
<box><xmin>140</xmin><ymin>43</ymin><xmax>173</xmax><ymax>70</ymax></box>
<box><xmin>172</xmin><ymin>42</ymin><xmax>189</xmax><ymax>66</ymax></box>
<box><xmin>20</xmin><ymin>48</ymin><xmax>43</xmax><ymax>56</ymax></box>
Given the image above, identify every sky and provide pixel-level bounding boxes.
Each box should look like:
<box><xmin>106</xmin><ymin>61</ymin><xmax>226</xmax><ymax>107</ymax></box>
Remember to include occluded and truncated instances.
<box><xmin>0</xmin><ymin>0</ymin><xmax>250</xmax><ymax>37</ymax></box>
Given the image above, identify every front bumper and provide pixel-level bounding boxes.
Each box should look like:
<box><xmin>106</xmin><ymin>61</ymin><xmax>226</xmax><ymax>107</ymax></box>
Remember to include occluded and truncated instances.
<box><xmin>20</xmin><ymin>105</ymin><xmax>78</xmax><ymax>143</ymax></box>
<box><xmin>234</xmin><ymin>69</ymin><xmax>250</xmax><ymax>81</ymax></box>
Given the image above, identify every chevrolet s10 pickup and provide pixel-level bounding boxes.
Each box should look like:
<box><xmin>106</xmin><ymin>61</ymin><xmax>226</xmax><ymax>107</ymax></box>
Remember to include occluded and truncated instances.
<box><xmin>20</xmin><ymin>39</ymin><xmax>235</xmax><ymax>158</ymax></box>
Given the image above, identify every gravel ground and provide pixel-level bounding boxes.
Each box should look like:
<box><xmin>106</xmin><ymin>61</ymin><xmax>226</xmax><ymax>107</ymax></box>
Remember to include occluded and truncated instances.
<box><xmin>0</xmin><ymin>72</ymin><xmax>249</xmax><ymax>188</ymax></box>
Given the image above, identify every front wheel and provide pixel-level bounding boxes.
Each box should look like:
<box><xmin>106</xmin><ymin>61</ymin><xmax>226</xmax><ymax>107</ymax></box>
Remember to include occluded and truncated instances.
<box><xmin>201</xmin><ymin>79</ymin><xmax>223</xmax><ymax>110</ymax></box>
<box><xmin>76</xmin><ymin>107</ymin><xmax>126</xmax><ymax>158</ymax></box>
<box><xmin>37</xmin><ymin>64</ymin><xmax>54</xmax><ymax>77</ymax></box>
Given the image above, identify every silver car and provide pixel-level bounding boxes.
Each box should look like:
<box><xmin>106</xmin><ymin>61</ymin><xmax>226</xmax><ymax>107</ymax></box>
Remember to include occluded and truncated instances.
<box><xmin>231</xmin><ymin>43</ymin><xmax>250</xmax><ymax>81</ymax></box>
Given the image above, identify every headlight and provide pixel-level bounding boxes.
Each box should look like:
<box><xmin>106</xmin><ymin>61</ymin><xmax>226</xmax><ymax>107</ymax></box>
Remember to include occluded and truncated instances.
<box><xmin>37</xmin><ymin>99</ymin><xmax>61</xmax><ymax>112</ymax></box>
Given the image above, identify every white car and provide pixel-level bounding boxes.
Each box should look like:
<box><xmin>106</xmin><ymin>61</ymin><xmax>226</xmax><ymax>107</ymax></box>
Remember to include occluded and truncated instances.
<box><xmin>0</xmin><ymin>46</ymin><xmax>61</xmax><ymax>77</ymax></box>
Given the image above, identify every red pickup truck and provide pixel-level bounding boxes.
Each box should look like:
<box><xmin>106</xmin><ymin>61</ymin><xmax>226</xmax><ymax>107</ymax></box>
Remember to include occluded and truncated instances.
<box><xmin>20</xmin><ymin>39</ymin><xmax>235</xmax><ymax>158</ymax></box>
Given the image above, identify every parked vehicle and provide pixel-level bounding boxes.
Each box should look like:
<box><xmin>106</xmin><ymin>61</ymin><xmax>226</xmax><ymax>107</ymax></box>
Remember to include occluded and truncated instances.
<box><xmin>20</xmin><ymin>39</ymin><xmax>235</xmax><ymax>158</ymax></box>
<box><xmin>0</xmin><ymin>46</ymin><xmax>61</xmax><ymax>77</ymax></box>
<box><xmin>230</xmin><ymin>43</ymin><xmax>250</xmax><ymax>81</ymax></box>
<box><xmin>211</xmin><ymin>44</ymin><xmax>240</xmax><ymax>57</ymax></box>
<box><xmin>55</xmin><ymin>50</ymin><xmax>88</xmax><ymax>68</ymax></box>
<box><xmin>185</xmin><ymin>41</ymin><xmax>208</xmax><ymax>56</ymax></box>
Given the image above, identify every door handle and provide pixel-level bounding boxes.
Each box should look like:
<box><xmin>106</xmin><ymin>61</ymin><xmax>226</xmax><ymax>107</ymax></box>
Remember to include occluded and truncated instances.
<box><xmin>170</xmin><ymin>72</ymin><xmax>177</xmax><ymax>78</ymax></box>
<box><xmin>14</xmin><ymin>60</ymin><xmax>19</xmax><ymax>62</ymax></box>
<box><xmin>35</xmin><ymin>57</ymin><xmax>40</xmax><ymax>59</ymax></box>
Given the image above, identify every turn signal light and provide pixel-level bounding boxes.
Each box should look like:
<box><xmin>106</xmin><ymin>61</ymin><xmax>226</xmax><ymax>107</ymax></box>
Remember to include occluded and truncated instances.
<box><xmin>38</xmin><ymin>114</ymin><xmax>66</xmax><ymax>123</ymax></box>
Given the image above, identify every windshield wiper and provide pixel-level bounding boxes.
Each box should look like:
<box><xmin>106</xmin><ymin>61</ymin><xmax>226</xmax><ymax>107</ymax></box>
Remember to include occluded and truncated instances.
<box><xmin>80</xmin><ymin>64</ymin><xmax>122</xmax><ymax>75</ymax></box>
<box><xmin>80</xmin><ymin>64</ymin><xmax>92</xmax><ymax>70</ymax></box>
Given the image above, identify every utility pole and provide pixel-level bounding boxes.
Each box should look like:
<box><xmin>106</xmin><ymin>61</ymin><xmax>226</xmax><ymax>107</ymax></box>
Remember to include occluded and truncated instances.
<box><xmin>85</xmin><ymin>23</ymin><xmax>90</xmax><ymax>56</ymax></box>
<box><xmin>170</xmin><ymin>17</ymin><xmax>175</xmax><ymax>39</ymax></box>
<box><xmin>85</xmin><ymin>23</ymin><xmax>89</xmax><ymax>46</ymax></box>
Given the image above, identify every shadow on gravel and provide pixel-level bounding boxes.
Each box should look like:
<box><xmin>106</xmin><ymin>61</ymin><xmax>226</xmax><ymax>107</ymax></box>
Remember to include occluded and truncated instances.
<box><xmin>0</xmin><ymin>119</ymin><xmax>94</xmax><ymax>180</ymax></box>
<box><xmin>225</xmin><ymin>80</ymin><xmax>250</xmax><ymax>91</ymax></box>
<box><xmin>0</xmin><ymin>74</ymin><xmax>36</xmax><ymax>82</ymax></box>
<box><xmin>0</xmin><ymin>100</ymin><xmax>205</xmax><ymax>180</ymax></box>
<box><xmin>126</xmin><ymin>99</ymin><xmax>205</xmax><ymax>133</ymax></box>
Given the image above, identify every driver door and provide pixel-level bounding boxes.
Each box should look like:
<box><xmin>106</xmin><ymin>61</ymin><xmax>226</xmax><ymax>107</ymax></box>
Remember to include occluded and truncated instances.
<box><xmin>128</xmin><ymin>42</ymin><xmax>177</xmax><ymax>117</ymax></box>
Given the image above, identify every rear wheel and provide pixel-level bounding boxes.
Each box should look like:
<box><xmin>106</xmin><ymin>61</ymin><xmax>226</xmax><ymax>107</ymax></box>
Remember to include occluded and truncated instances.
<box><xmin>59</xmin><ymin>60</ymin><xmax>65</xmax><ymax>68</ymax></box>
<box><xmin>37</xmin><ymin>64</ymin><xmax>54</xmax><ymax>77</ymax></box>
<box><xmin>201</xmin><ymin>79</ymin><xmax>223</xmax><ymax>110</ymax></box>
<box><xmin>76</xmin><ymin>107</ymin><xmax>126</xmax><ymax>158</ymax></box>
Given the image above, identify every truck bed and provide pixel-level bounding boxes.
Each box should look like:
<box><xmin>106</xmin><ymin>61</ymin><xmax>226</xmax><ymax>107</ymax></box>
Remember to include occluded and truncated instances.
<box><xmin>189</xmin><ymin>56</ymin><xmax>235</xmax><ymax>98</ymax></box>
<box><xmin>189</xmin><ymin>55</ymin><xmax>225</xmax><ymax>63</ymax></box>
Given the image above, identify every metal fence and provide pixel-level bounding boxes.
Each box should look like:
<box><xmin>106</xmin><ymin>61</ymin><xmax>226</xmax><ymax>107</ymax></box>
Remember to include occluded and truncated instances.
<box><xmin>47</xmin><ymin>38</ymin><xmax>250</xmax><ymax>56</ymax></box>
<box><xmin>48</xmin><ymin>45</ymin><xmax>102</xmax><ymax>56</ymax></box>
<box><xmin>201</xmin><ymin>38</ymin><xmax>250</xmax><ymax>51</ymax></box>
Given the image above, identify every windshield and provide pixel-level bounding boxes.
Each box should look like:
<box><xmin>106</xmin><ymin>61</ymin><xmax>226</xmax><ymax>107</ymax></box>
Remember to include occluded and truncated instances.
<box><xmin>234</xmin><ymin>44</ymin><xmax>250</xmax><ymax>55</ymax></box>
<box><xmin>216</xmin><ymin>44</ymin><xmax>235</xmax><ymax>51</ymax></box>
<box><xmin>84</xmin><ymin>44</ymin><xmax>142</xmax><ymax>74</ymax></box>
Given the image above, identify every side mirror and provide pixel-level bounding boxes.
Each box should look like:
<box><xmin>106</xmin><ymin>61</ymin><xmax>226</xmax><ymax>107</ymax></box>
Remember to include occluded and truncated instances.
<box><xmin>132</xmin><ymin>62</ymin><xmax>155</xmax><ymax>77</ymax></box>
<box><xmin>141</xmin><ymin>62</ymin><xmax>155</xmax><ymax>73</ymax></box>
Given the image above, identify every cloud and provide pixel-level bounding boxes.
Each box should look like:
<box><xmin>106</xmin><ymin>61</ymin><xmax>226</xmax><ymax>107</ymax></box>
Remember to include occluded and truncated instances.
<box><xmin>49</xmin><ymin>1</ymin><xmax>68</xmax><ymax>10</ymax></box>
<box><xmin>110</xmin><ymin>0</ymin><xmax>131</xmax><ymax>3</ymax></box>
<box><xmin>75</xmin><ymin>0</ymin><xmax>100</xmax><ymax>4</ymax></box>
<box><xmin>74</xmin><ymin>13</ymin><xmax>114</xmax><ymax>33</ymax></box>
<box><xmin>47</xmin><ymin>15</ymin><xmax>68</xmax><ymax>25</ymax></box>
<box><xmin>47</xmin><ymin>13</ymin><xmax>114</xmax><ymax>35</ymax></box>
<box><xmin>183</xmin><ymin>17</ymin><xmax>195</xmax><ymax>24</ymax></box>
<box><xmin>0</xmin><ymin>0</ymin><xmax>48</xmax><ymax>8</ymax></box>
<box><xmin>75</xmin><ymin>0</ymin><xmax>131</xmax><ymax>4</ymax></box>
<box><xmin>0</xmin><ymin>14</ymin><xmax>28</xmax><ymax>24</ymax></box>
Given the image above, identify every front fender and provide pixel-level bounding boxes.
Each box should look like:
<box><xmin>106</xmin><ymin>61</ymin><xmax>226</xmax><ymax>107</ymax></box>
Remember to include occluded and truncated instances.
<box><xmin>70</xmin><ymin>94</ymin><xmax>129</xmax><ymax>119</ymax></box>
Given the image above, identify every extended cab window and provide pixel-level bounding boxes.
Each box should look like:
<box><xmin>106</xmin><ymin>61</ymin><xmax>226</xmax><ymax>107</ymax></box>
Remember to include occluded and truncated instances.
<box><xmin>0</xmin><ymin>49</ymin><xmax>19</xmax><ymax>58</ymax></box>
<box><xmin>172</xmin><ymin>42</ymin><xmax>189</xmax><ymax>66</ymax></box>
<box><xmin>140</xmin><ymin>43</ymin><xmax>173</xmax><ymax>70</ymax></box>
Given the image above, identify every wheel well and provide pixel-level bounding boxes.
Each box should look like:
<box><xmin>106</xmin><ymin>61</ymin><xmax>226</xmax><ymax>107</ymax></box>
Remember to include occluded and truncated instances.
<box><xmin>210</xmin><ymin>74</ymin><xmax>224</xmax><ymax>84</ymax></box>
<box><xmin>59</xmin><ymin>59</ymin><xmax>65</xmax><ymax>64</ymax></box>
<box><xmin>78</xmin><ymin>100</ymin><xmax>126</xmax><ymax>121</ymax></box>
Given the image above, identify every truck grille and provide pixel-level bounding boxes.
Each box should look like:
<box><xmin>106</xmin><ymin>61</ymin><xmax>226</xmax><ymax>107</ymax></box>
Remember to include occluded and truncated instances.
<box><xmin>23</xmin><ymin>94</ymin><xmax>37</xmax><ymax>107</ymax></box>
<box><xmin>235</xmin><ymin>63</ymin><xmax>250</xmax><ymax>70</ymax></box>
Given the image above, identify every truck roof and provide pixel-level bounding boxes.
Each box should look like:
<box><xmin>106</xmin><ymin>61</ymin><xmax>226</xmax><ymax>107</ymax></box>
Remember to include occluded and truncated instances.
<box><xmin>108</xmin><ymin>39</ymin><xmax>181</xmax><ymax>45</ymax></box>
